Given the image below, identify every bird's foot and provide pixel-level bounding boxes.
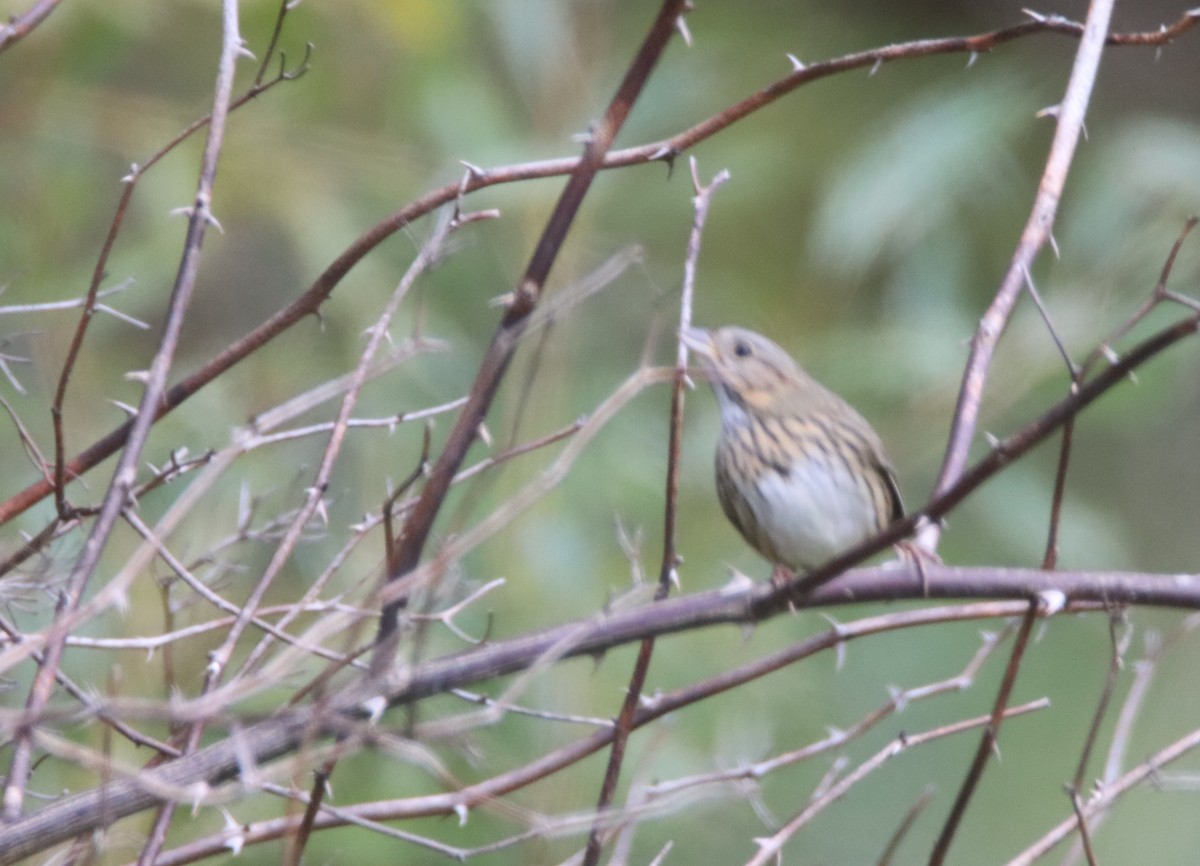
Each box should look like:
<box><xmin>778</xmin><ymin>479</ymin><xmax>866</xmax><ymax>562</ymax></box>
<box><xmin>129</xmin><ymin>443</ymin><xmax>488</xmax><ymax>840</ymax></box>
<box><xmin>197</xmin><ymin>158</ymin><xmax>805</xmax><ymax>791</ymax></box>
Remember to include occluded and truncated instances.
<box><xmin>893</xmin><ymin>540</ymin><xmax>941</xmax><ymax>596</ymax></box>
<box><xmin>770</xmin><ymin>563</ymin><xmax>800</xmax><ymax>613</ymax></box>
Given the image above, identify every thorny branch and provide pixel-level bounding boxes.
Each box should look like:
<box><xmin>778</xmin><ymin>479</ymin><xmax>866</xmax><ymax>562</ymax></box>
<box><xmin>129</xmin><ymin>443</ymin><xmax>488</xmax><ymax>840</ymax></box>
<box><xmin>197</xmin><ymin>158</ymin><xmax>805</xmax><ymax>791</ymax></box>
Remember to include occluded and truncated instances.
<box><xmin>369</xmin><ymin>0</ymin><xmax>691</xmax><ymax>673</ymax></box>
<box><xmin>581</xmin><ymin>157</ymin><xmax>728</xmax><ymax>866</ymax></box>
<box><xmin>3</xmin><ymin>4</ymin><xmax>1200</xmax><ymax>865</ymax></box>
<box><xmin>2</xmin><ymin>0</ymin><xmax>248</xmax><ymax>822</ymax></box>
<box><xmin>2</xmin><ymin>7</ymin><xmax>1197</xmax><ymax>529</ymax></box>
<box><xmin>925</xmin><ymin>0</ymin><xmax>1116</xmax><ymax>552</ymax></box>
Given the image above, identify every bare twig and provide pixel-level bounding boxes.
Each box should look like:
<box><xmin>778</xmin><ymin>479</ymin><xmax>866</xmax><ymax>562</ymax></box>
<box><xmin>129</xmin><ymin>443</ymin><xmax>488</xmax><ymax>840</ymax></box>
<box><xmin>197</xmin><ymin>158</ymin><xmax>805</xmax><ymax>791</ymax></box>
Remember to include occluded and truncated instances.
<box><xmin>929</xmin><ymin>602</ymin><xmax>1039</xmax><ymax>864</ymax></box>
<box><xmin>1070</xmin><ymin>612</ymin><xmax>1130</xmax><ymax>795</ymax></box>
<box><xmin>924</xmin><ymin>0</ymin><xmax>1116</xmax><ymax>553</ymax></box>
<box><xmin>3</xmin><ymin>0</ymin><xmax>247</xmax><ymax>822</ymax></box>
<box><xmin>0</xmin><ymin>0</ymin><xmax>62</xmax><ymax>52</ymax></box>
<box><xmin>4</xmin><ymin>9</ymin><xmax>1196</xmax><ymax>530</ymax></box>
<box><xmin>581</xmin><ymin>156</ymin><xmax>728</xmax><ymax>866</ymax></box>
<box><xmin>371</xmin><ymin>0</ymin><xmax>691</xmax><ymax>674</ymax></box>
<box><xmin>134</xmin><ymin>205</ymin><xmax>465</xmax><ymax>865</ymax></box>
<box><xmin>76</xmin><ymin>602</ymin><xmax>1042</xmax><ymax>866</ymax></box>
<box><xmin>876</xmin><ymin>786</ymin><xmax>935</xmax><ymax>866</ymax></box>
<box><xmin>745</xmin><ymin>700</ymin><xmax>1050</xmax><ymax>865</ymax></box>
<box><xmin>645</xmin><ymin>626</ymin><xmax>1012</xmax><ymax>800</ymax></box>
<box><xmin>1007</xmin><ymin>726</ymin><xmax>1200</xmax><ymax>865</ymax></box>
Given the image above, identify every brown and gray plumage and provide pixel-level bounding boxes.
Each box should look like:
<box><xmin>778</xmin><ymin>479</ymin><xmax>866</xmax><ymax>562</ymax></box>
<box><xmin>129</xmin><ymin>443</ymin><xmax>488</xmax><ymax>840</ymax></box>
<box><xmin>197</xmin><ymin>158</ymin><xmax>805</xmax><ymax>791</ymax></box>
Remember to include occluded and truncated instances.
<box><xmin>682</xmin><ymin>326</ymin><xmax>903</xmax><ymax>573</ymax></box>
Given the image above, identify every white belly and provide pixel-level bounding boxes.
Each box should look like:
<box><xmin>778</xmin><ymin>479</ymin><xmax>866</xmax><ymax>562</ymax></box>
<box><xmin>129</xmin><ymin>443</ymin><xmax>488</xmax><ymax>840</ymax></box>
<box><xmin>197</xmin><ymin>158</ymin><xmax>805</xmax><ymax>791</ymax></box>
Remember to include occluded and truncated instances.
<box><xmin>750</xmin><ymin>459</ymin><xmax>876</xmax><ymax>570</ymax></box>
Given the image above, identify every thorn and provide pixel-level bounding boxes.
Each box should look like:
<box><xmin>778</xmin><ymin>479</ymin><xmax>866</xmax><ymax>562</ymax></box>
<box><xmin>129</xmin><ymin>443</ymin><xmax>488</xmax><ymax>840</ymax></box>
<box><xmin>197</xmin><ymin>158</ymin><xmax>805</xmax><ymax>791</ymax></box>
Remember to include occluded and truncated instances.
<box><xmin>984</xmin><ymin>431</ymin><xmax>1000</xmax><ymax>448</ymax></box>
<box><xmin>459</xmin><ymin>160</ymin><xmax>487</xmax><ymax>179</ymax></box>
<box><xmin>221</xmin><ymin>809</ymin><xmax>245</xmax><ymax>855</ymax></box>
<box><xmin>966</xmin><ymin>51</ymin><xmax>978</xmax><ymax>69</ymax></box>
<box><xmin>786</xmin><ymin>53</ymin><xmax>805</xmax><ymax>72</ymax></box>
<box><xmin>719</xmin><ymin>566</ymin><xmax>755</xmax><ymax>596</ymax></box>
<box><xmin>1048</xmin><ymin>232</ymin><xmax>1061</xmax><ymax>260</ymax></box>
<box><xmin>123</xmin><ymin>369</ymin><xmax>151</xmax><ymax>383</ymax></box>
<box><xmin>1022</xmin><ymin>8</ymin><xmax>1048</xmax><ymax>24</ymax></box>
<box><xmin>870</xmin><ymin>57</ymin><xmax>883</xmax><ymax>77</ymax></box>
<box><xmin>112</xmin><ymin>585</ymin><xmax>130</xmax><ymax>615</ymax></box>
<box><xmin>649</xmin><ymin>145</ymin><xmax>679</xmax><ymax>178</ymax></box>
<box><xmin>189</xmin><ymin>783</ymin><xmax>208</xmax><ymax>815</ymax></box>
<box><xmin>1036</xmin><ymin>589</ymin><xmax>1067</xmax><ymax>617</ymax></box>
<box><xmin>454</xmin><ymin>802</ymin><xmax>469</xmax><ymax>826</ymax></box>
<box><xmin>687</xmin><ymin>153</ymin><xmax>702</xmax><ymax>195</ymax></box>
<box><xmin>477</xmin><ymin>422</ymin><xmax>492</xmax><ymax>448</ymax></box>
<box><xmin>819</xmin><ymin>612</ymin><xmax>848</xmax><ymax>670</ymax></box>
<box><xmin>1035</xmin><ymin>104</ymin><xmax>1061</xmax><ymax>120</ymax></box>
<box><xmin>238</xmin><ymin>482</ymin><xmax>252</xmax><ymax>530</ymax></box>
<box><xmin>675</xmin><ymin>14</ymin><xmax>692</xmax><ymax>47</ymax></box>
<box><xmin>362</xmin><ymin>695</ymin><xmax>387</xmax><ymax>723</ymax></box>
<box><xmin>638</xmin><ymin>688</ymin><xmax>664</xmax><ymax>710</ymax></box>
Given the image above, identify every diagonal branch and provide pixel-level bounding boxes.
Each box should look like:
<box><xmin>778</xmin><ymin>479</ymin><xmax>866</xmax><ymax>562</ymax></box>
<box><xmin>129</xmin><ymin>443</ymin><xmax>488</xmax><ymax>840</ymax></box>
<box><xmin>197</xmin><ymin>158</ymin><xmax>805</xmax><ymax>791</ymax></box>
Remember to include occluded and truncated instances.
<box><xmin>925</xmin><ymin>0</ymin><xmax>1116</xmax><ymax>550</ymax></box>
<box><xmin>370</xmin><ymin>0</ymin><xmax>690</xmax><ymax>671</ymax></box>
<box><xmin>580</xmin><ymin>157</ymin><xmax>728</xmax><ymax>866</ymax></box>
<box><xmin>1</xmin><ymin>0</ymin><xmax>246</xmax><ymax>822</ymax></box>
<box><xmin>3</xmin><ymin>8</ymin><xmax>1196</xmax><ymax>531</ymax></box>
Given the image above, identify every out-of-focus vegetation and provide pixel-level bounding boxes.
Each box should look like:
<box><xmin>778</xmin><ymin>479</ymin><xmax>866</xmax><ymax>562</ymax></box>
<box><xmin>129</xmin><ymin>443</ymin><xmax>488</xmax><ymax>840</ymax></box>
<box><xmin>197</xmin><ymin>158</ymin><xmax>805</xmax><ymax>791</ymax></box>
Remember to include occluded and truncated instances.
<box><xmin>3</xmin><ymin>1</ymin><xmax>1200</xmax><ymax>863</ymax></box>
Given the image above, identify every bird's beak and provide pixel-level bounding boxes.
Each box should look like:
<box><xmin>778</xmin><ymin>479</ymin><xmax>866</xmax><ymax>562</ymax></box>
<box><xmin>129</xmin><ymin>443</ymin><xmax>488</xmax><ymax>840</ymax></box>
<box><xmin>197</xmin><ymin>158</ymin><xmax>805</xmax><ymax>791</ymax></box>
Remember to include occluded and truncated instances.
<box><xmin>679</xmin><ymin>326</ymin><xmax>715</xmax><ymax>360</ymax></box>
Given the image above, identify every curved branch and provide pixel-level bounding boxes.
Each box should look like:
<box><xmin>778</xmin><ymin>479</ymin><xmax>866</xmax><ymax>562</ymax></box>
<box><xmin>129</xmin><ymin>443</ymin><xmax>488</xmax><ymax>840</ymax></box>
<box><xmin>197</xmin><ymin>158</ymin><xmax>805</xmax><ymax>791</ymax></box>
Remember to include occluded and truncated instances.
<box><xmin>3</xmin><ymin>9</ymin><xmax>1196</xmax><ymax>530</ymax></box>
<box><xmin>4</xmin><ymin>562</ymin><xmax>1200</xmax><ymax>864</ymax></box>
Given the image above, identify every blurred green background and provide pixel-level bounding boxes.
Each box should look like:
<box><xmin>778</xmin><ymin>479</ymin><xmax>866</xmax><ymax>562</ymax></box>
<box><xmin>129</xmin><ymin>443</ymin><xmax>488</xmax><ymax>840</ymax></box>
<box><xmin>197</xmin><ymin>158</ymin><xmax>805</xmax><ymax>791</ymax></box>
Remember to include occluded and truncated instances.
<box><xmin>3</xmin><ymin>1</ymin><xmax>1200</xmax><ymax>863</ymax></box>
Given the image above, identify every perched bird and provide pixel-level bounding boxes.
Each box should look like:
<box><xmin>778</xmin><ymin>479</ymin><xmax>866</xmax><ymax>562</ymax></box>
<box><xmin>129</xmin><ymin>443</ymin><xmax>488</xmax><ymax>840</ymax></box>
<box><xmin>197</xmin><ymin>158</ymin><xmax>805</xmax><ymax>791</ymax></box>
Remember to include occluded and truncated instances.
<box><xmin>682</xmin><ymin>326</ymin><xmax>903</xmax><ymax>574</ymax></box>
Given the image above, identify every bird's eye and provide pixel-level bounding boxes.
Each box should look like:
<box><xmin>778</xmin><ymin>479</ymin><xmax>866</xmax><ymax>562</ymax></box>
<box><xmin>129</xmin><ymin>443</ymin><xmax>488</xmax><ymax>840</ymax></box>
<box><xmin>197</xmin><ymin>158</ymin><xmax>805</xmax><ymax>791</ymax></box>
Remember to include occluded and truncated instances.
<box><xmin>733</xmin><ymin>340</ymin><xmax>751</xmax><ymax>358</ymax></box>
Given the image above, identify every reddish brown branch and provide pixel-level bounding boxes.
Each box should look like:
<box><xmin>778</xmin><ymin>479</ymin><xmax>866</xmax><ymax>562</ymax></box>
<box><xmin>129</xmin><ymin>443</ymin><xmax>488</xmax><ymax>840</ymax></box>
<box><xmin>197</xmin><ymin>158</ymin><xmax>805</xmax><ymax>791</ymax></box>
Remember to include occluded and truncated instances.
<box><xmin>2</xmin><ymin>0</ymin><xmax>246</xmax><ymax>822</ymax></box>
<box><xmin>3</xmin><ymin>8</ymin><xmax>1195</xmax><ymax>531</ymax></box>
<box><xmin>370</xmin><ymin>0</ymin><xmax>690</xmax><ymax>672</ymax></box>
<box><xmin>581</xmin><ymin>158</ymin><xmax>727</xmax><ymax>866</ymax></box>
<box><xmin>46</xmin><ymin>35</ymin><xmax>308</xmax><ymax>525</ymax></box>
<box><xmin>929</xmin><ymin>602</ymin><xmax>1038</xmax><ymax>864</ymax></box>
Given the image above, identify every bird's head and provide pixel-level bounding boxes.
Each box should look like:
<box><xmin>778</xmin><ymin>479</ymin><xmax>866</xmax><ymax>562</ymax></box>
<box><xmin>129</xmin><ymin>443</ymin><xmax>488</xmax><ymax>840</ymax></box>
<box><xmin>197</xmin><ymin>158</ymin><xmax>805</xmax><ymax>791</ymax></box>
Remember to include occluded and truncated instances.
<box><xmin>680</xmin><ymin>326</ymin><xmax>812</xmax><ymax>416</ymax></box>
